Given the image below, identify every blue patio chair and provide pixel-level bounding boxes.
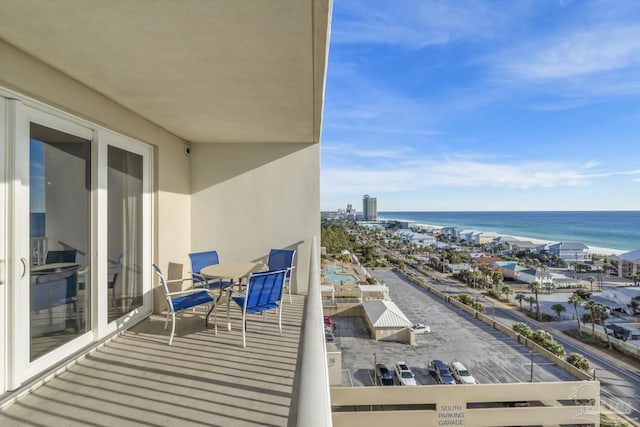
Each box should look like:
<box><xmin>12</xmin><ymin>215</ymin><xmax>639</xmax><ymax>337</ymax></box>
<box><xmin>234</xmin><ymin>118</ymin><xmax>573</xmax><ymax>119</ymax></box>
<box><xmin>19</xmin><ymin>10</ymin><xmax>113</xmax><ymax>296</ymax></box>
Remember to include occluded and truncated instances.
<box><xmin>107</xmin><ymin>253</ymin><xmax>123</xmax><ymax>307</ymax></box>
<box><xmin>226</xmin><ymin>269</ymin><xmax>287</xmax><ymax>348</ymax></box>
<box><xmin>267</xmin><ymin>249</ymin><xmax>296</xmax><ymax>303</ymax></box>
<box><xmin>188</xmin><ymin>250</ymin><xmax>232</xmax><ymax>298</ymax></box>
<box><xmin>152</xmin><ymin>263</ymin><xmax>217</xmax><ymax>345</ymax></box>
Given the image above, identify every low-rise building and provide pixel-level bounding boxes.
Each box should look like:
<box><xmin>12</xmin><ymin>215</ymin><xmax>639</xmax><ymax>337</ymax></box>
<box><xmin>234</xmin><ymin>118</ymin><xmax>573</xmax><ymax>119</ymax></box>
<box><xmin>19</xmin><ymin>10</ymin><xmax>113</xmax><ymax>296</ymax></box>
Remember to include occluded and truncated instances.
<box><xmin>610</xmin><ymin>249</ymin><xmax>640</xmax><ymax>279</ymax></box>
<box><xmin>549</xmin><ymin>242</ymin><xmax>590</xmax><ymax>263</ymax></box>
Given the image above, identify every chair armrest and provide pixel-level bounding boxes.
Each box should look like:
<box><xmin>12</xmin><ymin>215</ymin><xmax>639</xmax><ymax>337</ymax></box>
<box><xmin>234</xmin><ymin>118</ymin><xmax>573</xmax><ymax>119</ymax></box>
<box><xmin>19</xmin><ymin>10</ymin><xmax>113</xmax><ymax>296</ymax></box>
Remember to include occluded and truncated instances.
<box><xmin>166</xmin><ymin>288</ymin><xmax>212</xmax><ymax>297</ymax></box>
<box><xmin>166</xmin><ymin>277</ymin><xmax>195</xmax><ymax>284</ymax></box>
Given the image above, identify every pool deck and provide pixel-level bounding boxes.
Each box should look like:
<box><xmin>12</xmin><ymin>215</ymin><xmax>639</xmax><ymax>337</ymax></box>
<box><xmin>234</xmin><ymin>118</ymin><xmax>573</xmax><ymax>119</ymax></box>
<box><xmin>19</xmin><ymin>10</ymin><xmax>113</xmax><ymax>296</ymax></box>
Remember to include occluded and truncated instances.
<box><xmin>321</xmin><ymin>260</ymin><xmax>372</xmax><ymax>298</ymax></box>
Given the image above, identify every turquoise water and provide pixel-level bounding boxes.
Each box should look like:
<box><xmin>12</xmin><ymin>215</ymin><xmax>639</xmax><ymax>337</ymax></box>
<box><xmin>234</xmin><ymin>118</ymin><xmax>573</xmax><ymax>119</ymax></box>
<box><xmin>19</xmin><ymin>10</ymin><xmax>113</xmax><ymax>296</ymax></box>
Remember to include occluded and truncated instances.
<box><xmin>323</xmin><ymin>264</ymin><xmax>357</xmax><ymax>284</ymax></box>
<box><xmin>378</xmin><ymin>211</ymin><xmax>640</xmax><ymax>252</ymax></box>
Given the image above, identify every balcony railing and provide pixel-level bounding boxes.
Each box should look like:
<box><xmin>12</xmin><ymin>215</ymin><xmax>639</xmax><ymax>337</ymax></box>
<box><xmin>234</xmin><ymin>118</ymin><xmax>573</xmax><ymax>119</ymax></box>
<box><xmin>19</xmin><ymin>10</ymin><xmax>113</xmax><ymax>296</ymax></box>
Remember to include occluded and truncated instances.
<box><xmin>297</xmin><ymin>235</ymin><xmax>333</xmax><ymax>427</ymax></box>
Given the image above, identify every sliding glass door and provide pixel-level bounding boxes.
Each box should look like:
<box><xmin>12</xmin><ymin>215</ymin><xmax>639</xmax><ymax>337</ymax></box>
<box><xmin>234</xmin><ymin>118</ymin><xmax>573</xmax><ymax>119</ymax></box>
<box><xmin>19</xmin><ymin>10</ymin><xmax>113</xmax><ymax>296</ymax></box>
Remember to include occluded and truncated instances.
<box><xmin>107</xmin><ymin>146</ymin><xmax>144</xmax><ymax>323</ymax></box>
<box><xmin>5</xmin><ymin>98</ymin><xmax>152</xmax><ymax>390</ymax></box>
<box><xmin>28</xmin><ymin>122</ymin><xmax>92</xmax><ymax>361</ymax></box>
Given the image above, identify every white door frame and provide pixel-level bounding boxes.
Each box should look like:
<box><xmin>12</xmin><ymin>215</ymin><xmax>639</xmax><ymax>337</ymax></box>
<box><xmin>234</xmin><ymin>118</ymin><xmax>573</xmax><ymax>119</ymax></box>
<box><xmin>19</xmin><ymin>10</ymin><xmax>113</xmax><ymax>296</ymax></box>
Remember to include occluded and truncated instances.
<box><xmin>9</xmin><ymin>102</ymin><xmax>95</xmax><ymax>388</ymax></box>
<box><xmin>0</xmin><ymin>97</ymin><xmax>7</xmax><ymax>395</ymax></box>
<box><xmin>4</xmin><ymin>97</ymin><xmax>153</xmax><ymax>390</ymax></box>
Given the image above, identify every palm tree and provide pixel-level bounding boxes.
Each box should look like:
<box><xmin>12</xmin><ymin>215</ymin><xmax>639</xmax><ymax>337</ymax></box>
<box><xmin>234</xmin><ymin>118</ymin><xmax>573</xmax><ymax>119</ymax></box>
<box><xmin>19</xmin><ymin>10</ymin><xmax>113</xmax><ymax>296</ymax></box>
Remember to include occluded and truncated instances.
<box><xmin>567</xmin><ymin>292</ymin><xmax>583</xmax><ymax>337</ymax></box>
<box><xmin>550</xmin><ymin>303</ymin><xmax>566</xmax><ymax>320</ymax></box>
<box><xmin>501</xmin><ymin>285</ymin><xmax>513</xmax><ymax>302</ymax></box>
<box><xmin>524</xmin><ymin>296</ymin><xmax>536</xmax><ymax>312</ymax></box>
<box><xmin>594</xmin><ymin>305</ymin><xmax>612</xmax><ymax>350</ymax></box>
<box><xmin>515</xmin><ymin>293</ymin><xmax>525</xmax><ymax>310</ymax></box>
<box><xmin>583</xmin><ymin>300</ymin><xmax>598</xmax><ymax>337</ymax></box>
<box><xmin>586</xmin><ymin>275</ymin><xmax>596</xmax><ymax>293</ymax></box>
<box><xmin>530</xmin><ymin>281</ymin><xmax>541</xmax><ymax>320</ymax></box>
<box><xmin>492</xmin><ymin>271</ymin><xmax>503</xmax><ymax>291</ymax></box>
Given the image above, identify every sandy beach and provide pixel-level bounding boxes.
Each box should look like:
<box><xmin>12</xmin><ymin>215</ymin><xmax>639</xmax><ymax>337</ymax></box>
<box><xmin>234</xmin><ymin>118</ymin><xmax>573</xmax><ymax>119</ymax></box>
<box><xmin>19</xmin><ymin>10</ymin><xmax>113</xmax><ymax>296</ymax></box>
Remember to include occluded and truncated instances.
<box><xmin>409</xmin><ymin>223</ymin><xmax>627</xmax><ymax>257</ymax></box>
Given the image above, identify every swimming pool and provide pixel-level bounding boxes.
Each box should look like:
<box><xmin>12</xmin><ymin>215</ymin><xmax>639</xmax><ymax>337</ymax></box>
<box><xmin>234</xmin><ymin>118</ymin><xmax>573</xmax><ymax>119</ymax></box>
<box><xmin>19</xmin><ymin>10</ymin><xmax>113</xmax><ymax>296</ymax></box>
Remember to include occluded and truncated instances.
<box><xmin>322</xmin><ymin>264</ymin><xmax>358</xmax><ymax>285</ymax></box>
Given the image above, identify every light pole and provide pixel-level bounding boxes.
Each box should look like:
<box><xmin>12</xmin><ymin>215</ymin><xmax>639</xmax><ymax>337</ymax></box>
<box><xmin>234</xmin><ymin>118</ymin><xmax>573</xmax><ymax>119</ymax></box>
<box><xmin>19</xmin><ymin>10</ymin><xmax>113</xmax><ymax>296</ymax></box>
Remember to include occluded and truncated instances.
<box><xmin>373</xmin><ymin>352</ymin><xmax>377</xmax><ymax>385</ymax></box>
<box><xmin>529</xmin><ymin>351</ymin><xmax>534</xmax><ymax>382</ymax></box>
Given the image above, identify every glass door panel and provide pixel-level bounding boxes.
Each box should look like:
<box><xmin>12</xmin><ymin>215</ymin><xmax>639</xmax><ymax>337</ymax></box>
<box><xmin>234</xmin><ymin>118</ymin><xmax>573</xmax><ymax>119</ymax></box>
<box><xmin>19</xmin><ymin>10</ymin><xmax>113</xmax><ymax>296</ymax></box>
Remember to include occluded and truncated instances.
<box><xmin>29</xmin><ymin>122</ymin><xmax>91</xmax><ymax>361</ymax></box>
<box><xmin>107</xmin><ymin>145</ymin><xmax>143</xmax><ymax>323</ymax></box>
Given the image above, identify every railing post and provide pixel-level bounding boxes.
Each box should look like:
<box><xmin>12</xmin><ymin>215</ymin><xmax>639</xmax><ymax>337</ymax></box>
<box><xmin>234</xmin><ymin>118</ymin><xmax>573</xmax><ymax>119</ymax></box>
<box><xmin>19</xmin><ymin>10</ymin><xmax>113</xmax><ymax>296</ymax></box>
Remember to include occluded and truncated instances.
<box><xmin>297</xmin><ymin>236</ymin><xmax>332</xmax><ymax>427</ymax></box>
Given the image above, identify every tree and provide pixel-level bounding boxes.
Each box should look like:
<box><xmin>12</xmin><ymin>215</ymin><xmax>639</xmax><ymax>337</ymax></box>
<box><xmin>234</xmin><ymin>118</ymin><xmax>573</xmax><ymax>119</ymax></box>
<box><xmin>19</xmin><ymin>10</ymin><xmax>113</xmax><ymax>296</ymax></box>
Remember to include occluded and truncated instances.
<box><xmin>515</xmin><ymin>293</ymin><xmax>525</xmax><ymax>310</ymax></box>
<box><xmin>530</xmin><ymin>281</ymin><xmax>541</xmax><ymax>320</ymax></box>
<box><xmin>594</xmin><ymin>305</ymin><xmax>612</xmax><ymax>350</ymax></box>
<box><xmin>492</xmin><ymin>271</ymin><xmax>504</xmax><ymax>291</ymax></box>
<box><xmin>586</xmin><ymin>275</ymin><xmax>596</xmax><ymax>293</ymax></box>
<box><xmin>524</xmin><ymin>296</ymin><xmax>536</xmax><ymax>312</ymax></box>
<box><xmin>550</xmin><ymin>303</ymin><xmax>567</xmax><ymax>320</ymax></box>
<box><xmin>501</xmin><ymin>285</ymin><xmax>513</xmax><ymax>302</ymax></box>
<box><xmin>567</xmin><ymin>292</ymin><xmax>584</xmax><ymax>337</ymax></box>
<box><xmin>583</xmin><ymin>300</ymin><xmax>598</xmax><ymax>337</ymax></box>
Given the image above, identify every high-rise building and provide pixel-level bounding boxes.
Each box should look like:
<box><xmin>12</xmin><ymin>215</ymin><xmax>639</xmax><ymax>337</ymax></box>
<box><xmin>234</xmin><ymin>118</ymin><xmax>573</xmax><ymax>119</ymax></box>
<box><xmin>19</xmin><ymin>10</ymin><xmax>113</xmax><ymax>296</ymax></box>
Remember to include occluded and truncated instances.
<box><xmin>362</xmin><ymin>194</ymin><xmax>377</xmax><ymax>221</ymax></box>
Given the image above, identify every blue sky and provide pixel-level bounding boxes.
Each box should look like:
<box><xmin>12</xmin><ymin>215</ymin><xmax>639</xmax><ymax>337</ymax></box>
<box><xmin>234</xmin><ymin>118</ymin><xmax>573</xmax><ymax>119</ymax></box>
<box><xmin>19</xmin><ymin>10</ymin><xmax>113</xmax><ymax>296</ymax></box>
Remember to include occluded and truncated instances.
<box><xmin>320</xmin><ymin>0</ymin><xmax>640</xmax><ymax>212</ymax></box>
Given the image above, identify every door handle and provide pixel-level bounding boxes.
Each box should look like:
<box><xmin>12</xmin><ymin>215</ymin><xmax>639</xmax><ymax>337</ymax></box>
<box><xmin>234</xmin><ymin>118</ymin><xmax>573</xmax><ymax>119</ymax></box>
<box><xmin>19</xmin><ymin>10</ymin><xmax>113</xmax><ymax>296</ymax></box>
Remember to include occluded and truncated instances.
<box><xmin>20</xmin><ymin>257</ymin><xmax>28</xmax><ymax>278</ymax></box>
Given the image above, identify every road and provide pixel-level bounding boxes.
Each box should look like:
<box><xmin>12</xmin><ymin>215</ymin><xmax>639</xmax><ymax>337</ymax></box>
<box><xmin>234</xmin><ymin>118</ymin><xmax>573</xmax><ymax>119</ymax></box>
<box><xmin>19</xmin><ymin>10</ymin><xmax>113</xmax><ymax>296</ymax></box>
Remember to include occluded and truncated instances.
<box><xmin>402</xmin><ymin>261</ymin><xmax>640</xmax><ymax>425</ymax></box>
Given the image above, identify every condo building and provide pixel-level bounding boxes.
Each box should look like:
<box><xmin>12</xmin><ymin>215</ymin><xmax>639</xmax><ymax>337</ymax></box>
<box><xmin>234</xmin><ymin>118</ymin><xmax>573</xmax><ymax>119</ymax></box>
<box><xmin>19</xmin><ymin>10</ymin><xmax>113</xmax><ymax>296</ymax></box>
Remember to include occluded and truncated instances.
<box><xmin>363</xmin><ymin>194</ymin><xmax>378</xmax><ymax>221</ymax></box>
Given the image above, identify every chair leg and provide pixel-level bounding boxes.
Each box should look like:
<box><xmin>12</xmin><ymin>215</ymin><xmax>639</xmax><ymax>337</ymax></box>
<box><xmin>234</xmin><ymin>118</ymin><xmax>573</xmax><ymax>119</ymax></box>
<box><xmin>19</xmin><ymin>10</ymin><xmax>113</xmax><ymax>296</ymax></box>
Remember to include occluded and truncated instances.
<box><xmin>278</xmin><ymin>304</ymin><xmax>283</xmax><ymax>336</ymax></box>
<box><xmin>242</xmin><ymin>311</ymin><xmax>246</xmax><ymax>348</ymax></box>
<box><xmin>206</xmin><ymin>300</ymin><xmax>218</xmax><ymax>335</ymax></box>
<box><xmin>226</xmin><ymin>288</ymin><xmax>232</xmax><ymax>331</ymax></box>
<box><xmin>169</xmin><ymin>311</ymin><xmax>176</xmax><ymax>345</ymax></box>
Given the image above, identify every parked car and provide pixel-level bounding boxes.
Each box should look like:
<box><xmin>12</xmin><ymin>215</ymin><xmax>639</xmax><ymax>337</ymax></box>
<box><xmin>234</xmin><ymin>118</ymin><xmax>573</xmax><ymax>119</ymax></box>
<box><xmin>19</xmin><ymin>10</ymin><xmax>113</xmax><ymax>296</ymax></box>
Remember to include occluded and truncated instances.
<box><xmin>448</xmin><ymin>361</ymin><xmax>477</xmax><ymax>384</ymax></box>
<box><xmin>428</xmin><ymin>359</ymin><xmax>456</xmax><ymax>385</ymax></box>
<box><xmin>375</xmin><ymin>363</ymin><xmax>394</xmax><ymax>386</ymax></box>
<box><xmin>394</xmin><ymin>362</ymin><xmax>417</xmax><ymax>386</ymax></box>
<box><xmin>325</xmin><ymin>331</ymin><xmax>335</xmax><ymax>342</ymax></box>
<box><xmin>575</xmin><ymin>289</ymin><xmax>591</xmax><ymax>299</ymax></box>
<box><xmin>411</xmin><ymin>323</ymin><xmax>431</xmax><ymax>334</ymax></box>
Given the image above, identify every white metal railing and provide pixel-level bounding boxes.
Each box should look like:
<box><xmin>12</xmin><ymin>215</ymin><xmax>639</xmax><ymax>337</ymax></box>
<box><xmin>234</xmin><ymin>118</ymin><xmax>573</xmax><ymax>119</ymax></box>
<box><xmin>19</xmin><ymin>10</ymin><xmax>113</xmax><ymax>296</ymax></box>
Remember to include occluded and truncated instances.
<box><xmin>31</xmin><ymin>236</ymin><xmax>48</xmax><ymax>266</ymax></box>
<box><xmin>297</xmin><ymin>236</ymin><xmax>333</xmax><ymax>427</ymax></box>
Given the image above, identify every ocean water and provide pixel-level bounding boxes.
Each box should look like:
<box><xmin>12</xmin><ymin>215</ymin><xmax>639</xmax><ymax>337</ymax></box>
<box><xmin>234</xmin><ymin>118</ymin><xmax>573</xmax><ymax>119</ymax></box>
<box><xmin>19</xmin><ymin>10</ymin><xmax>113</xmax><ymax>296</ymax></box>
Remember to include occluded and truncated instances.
<box><xmin>377</xmin><ymin>211</ymin><xmax>640</xmax><ymax>252</ymax></box>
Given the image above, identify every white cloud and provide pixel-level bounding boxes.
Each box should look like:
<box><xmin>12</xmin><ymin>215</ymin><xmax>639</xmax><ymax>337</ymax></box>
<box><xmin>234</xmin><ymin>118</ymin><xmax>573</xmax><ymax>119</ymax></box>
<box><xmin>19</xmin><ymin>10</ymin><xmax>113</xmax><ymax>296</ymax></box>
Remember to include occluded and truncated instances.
<box><xmin>331</xmin><ymin>0</ymin><xmax>516</xmax><ymax>49</ymax></box>
<box><xmin>499</xmin><ymin>25</ymin><xmax>640</xmax><ymax>80</ymax></box>
<box><xmin>582</xmin><ymin>160</ymin><xmax>600</xmax><ymax>169</ymax></box>
<box><xmin>322</xmin><ymin>157</ymin><xmax>640</xmax><ymax>199</ymax></box>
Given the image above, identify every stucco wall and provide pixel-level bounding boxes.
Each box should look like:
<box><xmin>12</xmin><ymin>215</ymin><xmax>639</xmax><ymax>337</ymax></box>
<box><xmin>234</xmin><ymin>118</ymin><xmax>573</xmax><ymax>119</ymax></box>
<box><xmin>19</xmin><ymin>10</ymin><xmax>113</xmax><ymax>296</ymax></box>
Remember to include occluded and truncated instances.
<box><xmin>189</xmin><ymin>142</ymin><xmax>320</xmax><ymax>294</ymax></box>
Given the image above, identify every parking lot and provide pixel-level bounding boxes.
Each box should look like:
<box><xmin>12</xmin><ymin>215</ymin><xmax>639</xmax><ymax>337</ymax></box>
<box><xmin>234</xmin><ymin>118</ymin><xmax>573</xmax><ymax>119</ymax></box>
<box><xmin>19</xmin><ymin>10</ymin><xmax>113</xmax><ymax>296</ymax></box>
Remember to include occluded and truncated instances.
<box><xmin>333</xmin><ymin>269</ymin><xmax>578</xmax><ymax>387</ymax></box>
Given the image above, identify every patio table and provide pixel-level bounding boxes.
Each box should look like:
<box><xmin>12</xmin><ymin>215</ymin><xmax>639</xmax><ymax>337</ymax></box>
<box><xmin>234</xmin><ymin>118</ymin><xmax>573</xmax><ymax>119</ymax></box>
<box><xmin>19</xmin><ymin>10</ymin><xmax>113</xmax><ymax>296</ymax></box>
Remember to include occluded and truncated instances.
<box><xmin>201</xmin><ymin>261</ymin><xmax>268</xmax><ymax>330</ymax></box>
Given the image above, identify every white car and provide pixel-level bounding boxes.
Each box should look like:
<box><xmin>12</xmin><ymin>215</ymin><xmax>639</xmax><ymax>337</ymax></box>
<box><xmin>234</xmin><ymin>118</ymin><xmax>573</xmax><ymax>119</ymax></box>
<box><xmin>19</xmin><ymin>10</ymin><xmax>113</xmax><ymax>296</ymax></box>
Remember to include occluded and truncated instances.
<box><xmin>448</xmin><ymin>361</ymin><xmax>477</xmax><ymax>384</ymax></box>
<box><xmin>395</xmin><ymin>362</ymin><xmax>417</xmax><ymax>386</ymax></box>
<box><xmin>411</xmin><ymin>323</ymin><xmax>431</xmax><ymax>334</ymax></box>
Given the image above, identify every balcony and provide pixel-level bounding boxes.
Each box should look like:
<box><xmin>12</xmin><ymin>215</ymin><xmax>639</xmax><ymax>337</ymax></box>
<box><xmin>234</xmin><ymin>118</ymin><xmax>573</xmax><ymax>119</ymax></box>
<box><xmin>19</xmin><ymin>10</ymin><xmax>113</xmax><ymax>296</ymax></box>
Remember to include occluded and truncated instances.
<box><xmin>0</xmin><ymin>238</ymin><xmax>331</xmax><ymax>426</ymax></box>
<box><xmin>0</xmin><ymin>299</ymin><xmax>305</xmax><ymax>426</ymax></box>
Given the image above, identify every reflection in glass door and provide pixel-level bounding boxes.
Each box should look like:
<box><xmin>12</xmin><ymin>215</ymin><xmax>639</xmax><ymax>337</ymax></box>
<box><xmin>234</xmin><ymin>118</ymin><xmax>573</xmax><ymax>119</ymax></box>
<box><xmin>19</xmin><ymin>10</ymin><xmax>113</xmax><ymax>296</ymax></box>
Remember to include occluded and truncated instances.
<box><xmin>107</xmin><ymin>145</ymin><xmax>143</xmax><ymax>323</ymax></box>
<box><xmin>29</xmin><ymin>123</ymin><xmax>91</xmax><ymax>361</ymax></box>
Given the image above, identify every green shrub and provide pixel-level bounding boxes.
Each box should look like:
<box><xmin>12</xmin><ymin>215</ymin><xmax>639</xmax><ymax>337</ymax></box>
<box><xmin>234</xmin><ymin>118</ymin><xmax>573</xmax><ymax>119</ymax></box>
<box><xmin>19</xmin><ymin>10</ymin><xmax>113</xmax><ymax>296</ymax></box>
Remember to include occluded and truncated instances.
<box><xmin>513</xmin><ymin>322</ymin><xmax>532</xmax><ymax>337</ymax></box>
<box><xmin>566</xmin><ymin>353</ymin><xmax>590</xmax><ymax>371</ymax></box>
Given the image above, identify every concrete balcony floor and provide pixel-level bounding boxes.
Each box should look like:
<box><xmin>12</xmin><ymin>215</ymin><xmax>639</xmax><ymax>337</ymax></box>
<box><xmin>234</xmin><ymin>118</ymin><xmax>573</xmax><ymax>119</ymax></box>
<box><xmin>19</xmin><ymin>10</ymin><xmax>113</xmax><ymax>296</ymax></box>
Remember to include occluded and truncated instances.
<box><xmin>0</xmin><ymin>295</ymin><xmax>305</xmax><ymax>427</ymax></box>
